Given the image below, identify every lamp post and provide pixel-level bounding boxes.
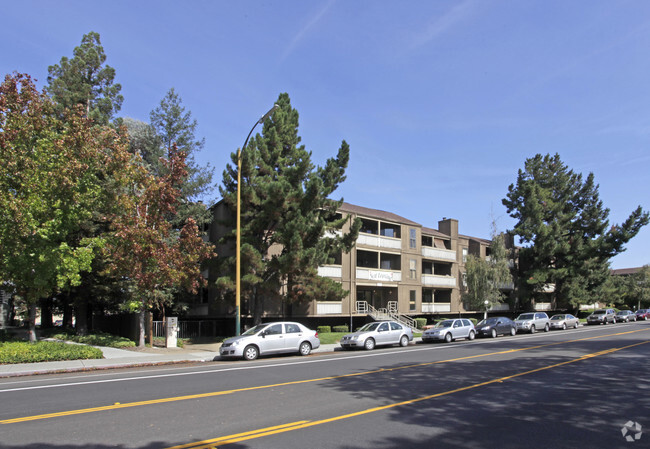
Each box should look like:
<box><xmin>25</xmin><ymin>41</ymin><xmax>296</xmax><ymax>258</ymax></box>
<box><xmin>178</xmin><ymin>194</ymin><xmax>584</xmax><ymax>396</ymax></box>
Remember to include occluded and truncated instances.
<box><xmin>484</xmin><ymin>300</ymin><xmax>489</xmax><ymax>320</ymax></box>
<box><xmin>235</xmin><ymin>104</ymin><xmax>278</xmax><ymax>336</ymax></box>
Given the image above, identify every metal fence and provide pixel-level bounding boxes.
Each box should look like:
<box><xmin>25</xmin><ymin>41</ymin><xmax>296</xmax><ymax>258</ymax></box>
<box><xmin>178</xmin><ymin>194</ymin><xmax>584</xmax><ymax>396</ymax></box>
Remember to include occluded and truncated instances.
<box><xmin>152</xmin><ymin>320</ymin><xmax>221</xmax><ymax>339</ymax></box>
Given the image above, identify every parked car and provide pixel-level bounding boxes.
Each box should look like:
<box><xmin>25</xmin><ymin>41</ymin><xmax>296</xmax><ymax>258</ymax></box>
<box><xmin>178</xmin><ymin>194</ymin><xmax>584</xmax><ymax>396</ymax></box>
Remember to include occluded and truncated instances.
<box><xmin>586</xmin><ymin>309</ymin><xmax>617</xmax><ymax>325</ymax></box>
<box><xmin>549</xmin><ymin>314</ymin><xmax>580</xmax><ymax>330</ymax></box>
<box><xmin>475</xmin><ymin>317</ymin><xmax>516</xmax><ymax>338</ymax></box>
<box><xmin>421</xmin><ymin>318</ymin><xmax>476</xmax><ymax>343</ymax></box>
<box><xmin>616</xmin><ymin>310</ymin><xmax>637</xmax><ymax>322</ymax></box>
<box><xmin>635</xmin><ymin>309</ymin><xmax>650</xmax><ymax>321</ymax></box>
<box><xmin>219</xmin><ymin>321</ymin><xmax>320</xmax><ymax>361</ymax></box>
<box><xmin>340</xmin><ymin>320</ymin><xmax>413</xmax><ymax>350</ymax></box>
<box><xmin>514</xmin><ymin>312</ymin><xmax>550</xmax><ymax>333</ymax></box>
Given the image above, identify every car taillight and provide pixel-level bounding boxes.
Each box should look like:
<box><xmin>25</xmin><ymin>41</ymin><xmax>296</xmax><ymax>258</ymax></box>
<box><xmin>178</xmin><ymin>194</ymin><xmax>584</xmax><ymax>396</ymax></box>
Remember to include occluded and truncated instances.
<box><xmin>315</xmin><ymin>332</ymin><xmax>319</xmax><ymax>339</ymax></box>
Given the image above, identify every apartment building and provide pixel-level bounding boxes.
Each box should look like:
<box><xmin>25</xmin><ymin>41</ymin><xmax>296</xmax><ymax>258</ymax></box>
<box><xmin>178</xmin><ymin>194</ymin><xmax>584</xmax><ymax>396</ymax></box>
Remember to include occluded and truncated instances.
<box><xmin>203</xmin><ymin>201</ymin><xmax>496</xmax><ymax>323</ymax></box>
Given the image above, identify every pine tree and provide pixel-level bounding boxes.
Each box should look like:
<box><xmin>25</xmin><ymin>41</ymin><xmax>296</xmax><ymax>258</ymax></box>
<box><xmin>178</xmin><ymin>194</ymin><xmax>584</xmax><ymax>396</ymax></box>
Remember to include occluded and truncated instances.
<box><xmin>218</xmin><ymin>93</ymin><xmax>359</xmax><ymax>323</ymax></box>
<box><xmin>503</xmin><ymin>153</ymin><xmax>649</xmax><ymax>310</ymax></box>
<box><xmin>46</xmin><ymin>31</ymin><xmax>123</xmax><ymax>125</ymax></box>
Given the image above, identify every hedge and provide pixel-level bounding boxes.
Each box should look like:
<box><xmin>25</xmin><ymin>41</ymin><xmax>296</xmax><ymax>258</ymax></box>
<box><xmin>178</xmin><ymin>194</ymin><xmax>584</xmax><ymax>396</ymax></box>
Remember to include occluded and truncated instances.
<box><xmin>414</xmin><ymin>318</ymin><xmax>427</xmax><ymax>329</ymax></box>
<box><xmin>0</xmin><ymin>341</ymin><xmax>104</xmax><ymax>364</ymax></box>
<box><xmin>317</xmin><ymin>326</ymin><xmax>331</xmax><ymax>334</ymax></box>
<box><xmin>332</xmin><ymin>325</ymin><xmax>349</xmax><ymax>333</ymax></box>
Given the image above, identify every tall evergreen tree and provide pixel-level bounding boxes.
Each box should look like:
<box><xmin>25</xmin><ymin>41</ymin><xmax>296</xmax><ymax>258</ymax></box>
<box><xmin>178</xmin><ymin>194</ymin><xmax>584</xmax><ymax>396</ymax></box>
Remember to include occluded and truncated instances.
<box><xmin>46</xmin><ymin>31</ymin><xmax>123</xmax><ymax>125</ymax></box>
<box><xmin>218</xmin><ymin>93</ymin><xmax>360</xmax><ymax>324</ymax></box>
<box><xmin>150</xmin><ymin>88</ymin><xmax>214</xmax><ymax>228</ymax></box>
<box><xmin>503</xmin><ymin>153</ymin><xmax>649</xmax><ymax>310</ymax></box>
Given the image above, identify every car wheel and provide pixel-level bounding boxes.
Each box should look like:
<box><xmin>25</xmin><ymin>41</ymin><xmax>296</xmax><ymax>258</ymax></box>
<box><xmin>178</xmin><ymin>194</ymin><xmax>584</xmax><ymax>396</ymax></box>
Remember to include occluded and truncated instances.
<box><xmin>491</xmin><ymin>328</ymin><xmax>497</xmax><ymax>338</ymax></box>
<box><xmin>544</xmin><ymin>323</ymin><xmax>550</xmax><ymax>332</ymax></box>
<box><xmin>468</xmin><ymin>331</ymin><xmax>475</xmax><ymax>341</ymax></box>
<box><xmin>364</xmin><ymin>338</ymin><xmax>376</xmax><ymax>350</ymax></box>
<box><xmin>298</xmin><ymin>341</ymin><xmax>312</xmax><ymax>356</ymax></box>
<box><xmin>243</xmin><ymin>345</ymin><xmax>259</xmax><ymax>361</ymax></box>
<box><xmin>510</xmin><ymin>327</ymin><xmax>516</xmax><ymax>336</ymax></box>
<box><xmin>399</xmin><ymin>335</ymin><xmax>409</xmax><ymax>347</ymax></box>
<box><xmin>530</xmin><ymin>324</ymin><xmax>536</xmax><ymax>334</ymax></box>
<box><xmin>562</xmin><ymin>323</ymin><xmax>567</xmax><ymax>330</ymax></box>
<box><xmin>574</xmin><ymin>322</ymin><xmax>579</xmax><ymax>329</ymax></box>
<box><xmin>444</xmin><ymin>332</ymin><xmax>453</xmax><ymax>343</ymax></box>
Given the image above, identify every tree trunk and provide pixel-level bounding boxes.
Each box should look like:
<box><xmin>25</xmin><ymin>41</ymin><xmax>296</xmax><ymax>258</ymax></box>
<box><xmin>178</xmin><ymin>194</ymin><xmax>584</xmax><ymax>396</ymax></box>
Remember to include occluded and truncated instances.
<box><xmin>40</xmin><ymin>298</ymin><xmax>53</xmax><ymax>329</ymax></box>
<box><xmin>63</xmin><ymin>303</ymin><xmax>73</xmax><ymax>328</ymax></box>
<box><xmin>138</xmin><ymin>310</ymin><xmax>145</xmax><ymax>347</ymax></box>
<box><xmin>147</xmin><ymin>311</ymin><xmax>153</xmax><ymax>346</ymax></box>
<box><xmin>28</xmin><ymin>304</ymin><xmax>37</xmax><ymax>342</ymax></box>
<box><xmin>75</xmin><ymin>301</ymin><xmax>88</xmax><ymax>336</ymax></box>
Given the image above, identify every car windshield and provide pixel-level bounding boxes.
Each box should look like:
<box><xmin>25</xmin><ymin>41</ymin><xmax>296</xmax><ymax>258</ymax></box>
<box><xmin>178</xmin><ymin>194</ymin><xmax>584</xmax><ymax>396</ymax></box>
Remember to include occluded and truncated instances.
<box><xmin>517</xmin><ymin>314</ymin><xmax>535</xmax><ymax>320</ymax></box>
<box><xmin>477</xmin><ymin>318</ymin><xmax>497</xmax><ymax>326</ymax></box>
<box><xmin>435</xmin><ymin>320</ymin><xmax>453</xmax><ymax>328</ymax></box>
<box><xmin>550</xmin><ymin>315</ymin><xmax>564</xmax><ymax>320</ymax></box>
<box><xmin>592</xmin><ymin>311</ymin><xmax>605</xmax><ymax>315</ymax></box>
<box><xmin>616</xmin><ymin>311</ymin><xmax>627</xmax><ymax>315</ymax></box>
<box><xmin>241</xmin><ymin>324</ymin><xmax>268</xmax><ymax>336</ymax></box>
<box><xmin>358</xmin><ymin>322</ymin><xmax>381</xmax><ymax>332</ymax></box>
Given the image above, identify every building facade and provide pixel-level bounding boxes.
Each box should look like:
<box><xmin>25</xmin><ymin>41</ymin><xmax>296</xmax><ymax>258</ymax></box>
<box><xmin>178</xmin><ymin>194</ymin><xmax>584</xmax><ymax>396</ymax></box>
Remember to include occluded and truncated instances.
<box><xmin>202</xmin><ymin>201</ymin><xmax>502</xmax><ymax>324</ymax></box>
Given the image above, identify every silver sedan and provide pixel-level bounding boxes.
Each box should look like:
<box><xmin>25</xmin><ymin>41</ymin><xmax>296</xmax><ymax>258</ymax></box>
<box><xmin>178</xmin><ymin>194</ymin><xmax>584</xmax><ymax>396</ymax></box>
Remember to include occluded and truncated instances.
<box><xmin>340</xmin><ymin>321</ymin><xmax>413</xmax><ymax>350</ymax></box>
<box><xmin>219</xmin><ymin>321</ymin><xmax>320</xmax><ymax>361</ymax></box>
<box><xmin>422</xmin><ymin>318</ymin><xmax>476</xmax><ymax>343</ymax></box>
<box><xmin>549</xmin><ymin>314</ymin><xmax>580</xmax><ymax>330</ymax></box>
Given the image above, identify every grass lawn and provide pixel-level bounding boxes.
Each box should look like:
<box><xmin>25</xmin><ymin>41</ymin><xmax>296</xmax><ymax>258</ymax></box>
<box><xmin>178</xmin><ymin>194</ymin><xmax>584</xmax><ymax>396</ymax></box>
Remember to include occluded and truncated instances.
<box><xmin>317</xmin><ymin>331</ymin><xmax>422</xmax><ymax>345</ymax></box>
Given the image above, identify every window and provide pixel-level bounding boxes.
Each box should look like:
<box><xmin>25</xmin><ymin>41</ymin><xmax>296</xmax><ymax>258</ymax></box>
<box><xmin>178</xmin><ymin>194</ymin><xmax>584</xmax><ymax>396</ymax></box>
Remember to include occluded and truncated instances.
<box><xmin>285</xmin><ymin>323</ymin><xmax>301</xmax><ymax>333</ymax></box>
<box><xmin>410</xmin><ymin>290</ymin><xmax>416</xmax><ymax>311</ymax></box>
<box><xmin>409</xmin><ymin>228</ymin><xmax>417</xmax><ymax>249</ymax></box>
<box><xmin>409</xmin><ymin>259</ymin><xmax>417</xmax><ymax>279</ymax></box>
<box><xmin>380</xmin><ymin>253</ymin><xmax>401</xmax><ymax>270</ymax></box>
<box><xmin>360</xmin><ymin>218</ymin><xmax>379</xmax><ymax>235</ymax></box>
<box><xmin>462</xmin><ymin>248</ymin><xmax>468</xmax><ymax>263</ymax></box>
<box><xmin>378</xmin><ymin>322</ymin><xmax>389</xmax><ymax>332</ymax></box>
<box><xmin>380</xmin><ymin>222</ymin><xmax>401</xmax><ymax>238</ymax></box>
<box><xmin>422</xmin><ymin>236</ymin><xmax>433</xmax><ymax>247</ymax></box>
<box><xmin>266</xmin><ymin>324</ymin><xmax>283</xmax><ymax>335</ymax></box>
<box><xmin>390</xmin><ymin>322</ymin><xmax>403</xmax><ymax>331</ymax></box>
<box><xmin>357</xmin><ymin>250</ymin><xmax>378</xmax><ymax>268</ymax></box>
<box><xmin>422</xmin><ymin>289</ymin><xmax>433</xmax><ymax>303</ymax></box>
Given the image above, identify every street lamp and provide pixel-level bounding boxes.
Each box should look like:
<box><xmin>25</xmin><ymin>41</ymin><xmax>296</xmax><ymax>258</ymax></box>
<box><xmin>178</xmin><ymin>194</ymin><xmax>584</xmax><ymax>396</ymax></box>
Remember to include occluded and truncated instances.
<box><xmin>484</xmin><ymin>300</ymin><xmax>489</xmax><ymax>320</ymax></box>
<box><xmin>235</xmin><ymin>103</ymin><xmax>279</xmax><ymax>336</ymax></box>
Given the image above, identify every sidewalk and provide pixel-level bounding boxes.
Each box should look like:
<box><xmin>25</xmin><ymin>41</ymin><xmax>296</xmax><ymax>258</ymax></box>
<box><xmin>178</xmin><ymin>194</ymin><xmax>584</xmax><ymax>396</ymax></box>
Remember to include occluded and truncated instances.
<box><xmin>0</xmin><ymin>342</ymin><xmax>340</xmax><ymax>378</ymax></box>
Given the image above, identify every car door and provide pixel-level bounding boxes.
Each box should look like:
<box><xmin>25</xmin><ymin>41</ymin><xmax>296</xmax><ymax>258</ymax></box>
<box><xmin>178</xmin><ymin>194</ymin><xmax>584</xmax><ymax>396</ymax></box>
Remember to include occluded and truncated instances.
<box><xmin>389</xmin><ymin>322</ymin><xmax>404</xmax><ymax>344</ymax></box>
<box><xmin>451</xmin><ymin>320</ymin><xmax>464</xmax><ymax>339</ymax></box>
<box><xmin>375</xmin><ymin>322</ymin><xmax>391</xmax><ymax>344</ymax></box>
<box><xmin>283</xmin><ymin>323</ymin><xmax>303</xmax><ymax>351</ymax></box>
<box><xmin>257</xmin><ymin>323</ymin><xmax>285</xmax><ymax>354</ymax></box>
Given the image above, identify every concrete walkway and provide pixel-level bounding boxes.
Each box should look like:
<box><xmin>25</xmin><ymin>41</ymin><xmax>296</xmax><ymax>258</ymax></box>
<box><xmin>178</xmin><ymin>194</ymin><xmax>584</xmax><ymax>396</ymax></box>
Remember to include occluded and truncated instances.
<box><xmin>0</xmin><ymin>342</ymin><xmax>340</xmax><ymax>377</ymax></box>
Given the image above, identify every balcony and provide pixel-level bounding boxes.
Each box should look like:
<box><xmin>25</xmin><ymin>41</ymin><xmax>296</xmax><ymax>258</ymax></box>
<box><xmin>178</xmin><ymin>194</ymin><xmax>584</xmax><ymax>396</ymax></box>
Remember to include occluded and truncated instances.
<box><xmin>356</xmin><ymin>268</ymin><xmax>402</xmax><ymax>283</ymax></box>
<box><xmin>422</xmin><ymin>247</ymin><xmax>456</xmax><ymax>262</ymax></box>
<box><xmin>316</xmin><ymin>302</ymin><xmax>342</xmax><ymax>314</ymax></box>
<box><xmin>318</xmin><ymin>266</ymin><xmax>342</xmax><ymax>278</ymax></box>
<box><xmin>357</xmin><ymin>233</ymin><xmax>402</xmax><ymax>250</ymax></box>
<box><xmin>422</xmin><ymin>274</ymin><xmax>456</xmax><ymax>288</ymax></box>
<box><xmin>422</xmin><ymin>303</ymin><xmax>451</xmax><ymax>313</ymax></box>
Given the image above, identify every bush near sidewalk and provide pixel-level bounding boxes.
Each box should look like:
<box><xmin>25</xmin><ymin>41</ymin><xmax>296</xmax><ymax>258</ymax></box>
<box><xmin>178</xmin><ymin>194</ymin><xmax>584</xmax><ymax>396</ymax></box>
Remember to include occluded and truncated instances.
<box><xmin>0</xmin><ymin>341</ymin><xmax>103</xmax><ymax>364</ymax></box>
<box><xmin>41</xmin><ymin>329</ymin><xmax>136</xmax><ymax>348</ymax></box>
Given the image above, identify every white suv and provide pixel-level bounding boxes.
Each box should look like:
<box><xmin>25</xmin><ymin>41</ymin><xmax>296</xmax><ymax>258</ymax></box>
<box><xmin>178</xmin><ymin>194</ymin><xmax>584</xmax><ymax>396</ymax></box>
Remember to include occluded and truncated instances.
<box><xmin>514</xmin><ymin>312</ymin><xmax>550</xmax><ymax>333</ymax></box>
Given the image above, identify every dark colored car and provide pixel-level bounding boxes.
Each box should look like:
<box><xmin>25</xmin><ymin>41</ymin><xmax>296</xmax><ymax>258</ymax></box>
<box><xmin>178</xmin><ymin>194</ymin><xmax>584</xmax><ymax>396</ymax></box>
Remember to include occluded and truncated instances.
<box><xmin>635</xmin><ymin>309</ymin><xmax>650</xmax><ymax>321</ymax></box>
<box><xmin>476</xmin><ymin>317</ymin><xmax>516</xmax><ymax>338</ymax></box>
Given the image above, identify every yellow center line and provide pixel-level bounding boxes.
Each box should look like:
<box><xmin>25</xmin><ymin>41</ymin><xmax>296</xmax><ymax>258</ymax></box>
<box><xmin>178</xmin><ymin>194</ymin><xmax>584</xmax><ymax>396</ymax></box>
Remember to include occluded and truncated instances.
<box><xmin>1</xmin><ymin>328</ymin><xmax>646</xmax><ymax>425</ymax></box>
<box><xmin>168</xmin><ymin>340</ymin><xmax>650</xmax><ymax>449</ymax></box>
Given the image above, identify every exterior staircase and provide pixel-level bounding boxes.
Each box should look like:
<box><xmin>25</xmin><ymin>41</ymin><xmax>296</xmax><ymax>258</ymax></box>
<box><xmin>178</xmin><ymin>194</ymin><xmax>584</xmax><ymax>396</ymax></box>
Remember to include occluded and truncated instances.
<box><xmin>355</xmin><ymin>301</ymin><xmax>421</xmax><ymax>332</ymax></box>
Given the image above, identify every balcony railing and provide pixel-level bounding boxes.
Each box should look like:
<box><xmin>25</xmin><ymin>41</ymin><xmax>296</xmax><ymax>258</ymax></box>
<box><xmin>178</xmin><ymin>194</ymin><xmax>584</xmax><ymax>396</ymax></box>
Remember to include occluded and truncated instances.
<box><xmin>421</xmin><ymin>247</ymin><xmax>456</xmax><ymax>262</ymax></box>
<box><xmin>357</xmin><ymin>233</ymin><xmax>402</xmax><ymax>250</ymax></box>
<box><xmin>421</xmin><ymin>274</ymin><xmax>456</xmax><ymax>287</ymax></box>
<box><xmin>356</xmin><ymin>268</ymin><xmax>402</xmax><ymax>282</ymax></box>
<box><xmin>421</xmin><ymin>303</ymin><xmax>451</xmax><ymax>313</ymax></box>
<box><xmin>318</xmin><ymin>265</ymin><xmax>342</xmax><ymax>278</ymax></box>
<box><xmin>316</xmin><ymin>302</ymin><xmax>342</xmax><ymax>314</ymax></box>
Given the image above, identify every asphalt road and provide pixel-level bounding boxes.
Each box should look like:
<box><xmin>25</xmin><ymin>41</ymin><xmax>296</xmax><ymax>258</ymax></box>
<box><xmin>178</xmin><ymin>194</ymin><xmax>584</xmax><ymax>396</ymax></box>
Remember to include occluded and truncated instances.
<box><xmin>0</xmin><ymin>321</ymin><xmax>648</xmax><ymax>449</ymax></box>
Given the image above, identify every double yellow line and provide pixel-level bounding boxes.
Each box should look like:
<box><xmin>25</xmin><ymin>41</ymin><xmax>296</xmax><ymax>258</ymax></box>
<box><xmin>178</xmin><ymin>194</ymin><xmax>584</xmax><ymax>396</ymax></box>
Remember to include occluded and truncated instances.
<box><xmin>1</xmin><ymin>328</ymin><xmax>646</xmax><ymax>426</ymax></box>
<box><xmin>168</xmin><ymin>339</ymin><xmax>650</xmax><ymax>449</ymax></box>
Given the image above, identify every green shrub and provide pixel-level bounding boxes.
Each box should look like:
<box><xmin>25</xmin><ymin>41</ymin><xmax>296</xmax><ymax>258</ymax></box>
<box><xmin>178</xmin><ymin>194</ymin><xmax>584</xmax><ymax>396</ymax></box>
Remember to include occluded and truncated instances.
<box><xmin>332</xmin><ymin>325</ymin><xmax>349</xmax><ymax>333</ymax></box>
<box><xmin>48</xmin><ymin>331</ymin><xmax>135</xmax><ymax>348</ymax></box>
<box><xmin>317</xmin><ymin>326</ymin><xmax>332</xmax><ymax>334</ymax></box>
<box><xmin>414</xmin><ymin>318</ymin><xmax>427</xmax><ymax>329</ymax></box>
<box><xmin>0</xmin><ymin>341</ymin><xmax>103</xmax><ymax>364</ymax></box>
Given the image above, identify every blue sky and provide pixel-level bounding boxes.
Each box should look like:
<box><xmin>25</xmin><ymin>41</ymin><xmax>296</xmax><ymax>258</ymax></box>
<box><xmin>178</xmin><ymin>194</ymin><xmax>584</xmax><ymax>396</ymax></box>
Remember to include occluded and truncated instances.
<box><xmin>2</xmin><ymin>0</ymin><xmax>649</xmax><ymax>269</ymax></box>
